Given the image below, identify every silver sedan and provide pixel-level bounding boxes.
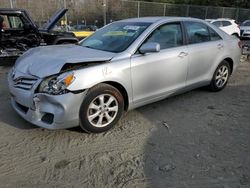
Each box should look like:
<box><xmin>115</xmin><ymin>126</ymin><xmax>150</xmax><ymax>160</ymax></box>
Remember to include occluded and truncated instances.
<box><xmin>8</xmin><ymin>17</ymin><xmax>242</xmax><ymax>133</ymax></box>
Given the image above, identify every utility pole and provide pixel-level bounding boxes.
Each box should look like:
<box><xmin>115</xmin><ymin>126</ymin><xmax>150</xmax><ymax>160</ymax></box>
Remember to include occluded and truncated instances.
<box><xmin>64</xmin><ymin>0</ymin><xmax>68</xmax><ymax>25</ymax></box>
<box><xmin>137</xmin><ymin>1</ymin><xmax>140</xmax><ymax>18</ymax></box>
<box><xmin>9</xmin><ymin>0</ymin><xmax>13</xmax><ymax>8</ymax></box>
<box><xmin>103</xmin><ymin>0</ymin><xmax>107</xmax><ymax>26</ymax></box>
<box><xmin>9</xmin><ymin>0</ymin><xmax>16</xmax><ymax>26</ymax></box>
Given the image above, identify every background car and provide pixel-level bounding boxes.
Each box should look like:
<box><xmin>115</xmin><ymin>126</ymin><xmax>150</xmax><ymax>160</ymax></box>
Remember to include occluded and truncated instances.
<box><xmin>71</xmin><ymin>25</ymin><xmax>98</xmax><ymax>40</ymax></box>
<box><xmin>240</xmin><ymin>20</ymin><xmax>250</xmax><ymax>39</ymax></box>
<box><xmin>8</xmin><ymin>17</ymin><xmax>241</xmax><ymax>133</ymax></box>
<box><xmin>206</xmin><ymin>18</ymin><xmax>240</xmax><ymax>37</ymax></box>
<box><xmin>0</xmin><ymin>8</ymin><xmax>78</xmax><ymax>64</ymax></box>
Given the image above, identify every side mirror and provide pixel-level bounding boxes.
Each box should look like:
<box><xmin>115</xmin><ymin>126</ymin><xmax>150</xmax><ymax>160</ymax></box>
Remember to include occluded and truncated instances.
<box><xmin>139</xmin><ymin>42</ymin><xmax>160</xmax><ymax>54</ymax></box>
<box><xmin>23</xmin><ymin>23</ymin><xmax>33</xmax><ymax>30</ymax></box>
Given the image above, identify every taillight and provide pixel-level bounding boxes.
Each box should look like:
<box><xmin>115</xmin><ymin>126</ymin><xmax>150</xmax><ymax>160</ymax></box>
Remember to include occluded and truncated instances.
<box><xmin>238</xmin><ymin>41</ymin><xmax>243</xmax><ymax>49</ymax></box>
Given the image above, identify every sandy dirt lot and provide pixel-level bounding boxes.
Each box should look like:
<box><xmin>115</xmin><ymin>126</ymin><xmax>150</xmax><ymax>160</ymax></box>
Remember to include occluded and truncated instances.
<box><xmin>0</xmin><ymin>59</ymin><xmax>250</xmax><ymax>188</ymax></box>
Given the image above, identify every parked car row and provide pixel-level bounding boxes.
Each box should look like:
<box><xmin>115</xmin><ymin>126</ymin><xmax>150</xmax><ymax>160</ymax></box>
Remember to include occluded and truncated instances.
<box><xmin>53</xmin><ymin>24</ymin><xmax>98</xmax><ymax>40</ymax></box>
<box><xmin>0</xmin><ymin>8</ymin><xmax>78</xmax><ymax>64</ymax></box>
<box><xmin>240</xmin><ymin>20</ymin><xmax>250</xmax><ymax>39</ymax></box>
<box><xmin>206</xmin><ymin>18</ymin><xmax>250</xmax><ymax>39</ymax></box>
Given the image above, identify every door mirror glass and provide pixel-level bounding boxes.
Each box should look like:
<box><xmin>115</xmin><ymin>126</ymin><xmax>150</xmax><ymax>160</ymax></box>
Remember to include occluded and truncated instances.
<box><xmin>139</xmin><ymin>42</ymin><xmax>160</xmax><ymax>54</ymax></box>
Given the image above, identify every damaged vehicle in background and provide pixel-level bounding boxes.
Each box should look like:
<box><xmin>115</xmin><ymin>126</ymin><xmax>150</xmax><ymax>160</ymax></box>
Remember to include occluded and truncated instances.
<box><xmin>206</xmin><ymin>18</ymin><xmax>240</xmax><ymax>37</ymax></box>
<box><xmin>8</xmin><ymin>17</ymin><xmax>241</xmax><ymax>133</ymax></box>
<box><xmin>0</xmin><ymin>8</ymin><xmax>78</xmax><ymax>64</ymax></box>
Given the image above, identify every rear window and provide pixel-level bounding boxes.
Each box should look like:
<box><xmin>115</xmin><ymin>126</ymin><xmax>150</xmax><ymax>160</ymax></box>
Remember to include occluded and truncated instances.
<box><xmin>242</xmin><ymin>21</ymin><xmax>250</xmax><ymax>26</ymax></box>
<box><xmin>222</xmin><ymin>21</ymin><xmax>232</xmax><ymax>27</ymax></box>
<box><xmin>212</xmin><ymin>21</ymin><xmax>222</xmax><ymax>27</ymax></box>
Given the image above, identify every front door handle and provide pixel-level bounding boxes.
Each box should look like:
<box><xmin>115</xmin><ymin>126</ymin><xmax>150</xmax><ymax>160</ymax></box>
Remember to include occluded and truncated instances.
<box><xmin>178</xmin><ymin>52</ymin><xmax>188</xmax><ymax>58</ymax></box>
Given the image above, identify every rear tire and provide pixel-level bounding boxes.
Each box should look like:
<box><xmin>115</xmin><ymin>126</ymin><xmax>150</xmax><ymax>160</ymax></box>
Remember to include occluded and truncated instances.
<box><xmin>79</xmin><ymin>83</ymin><xmax>124</xmax><ymax>133</ymax></box>
<box><xmin>208</xmin><ymin>61</ymin><xmax>231</xmax><ymax>92</ymax></box>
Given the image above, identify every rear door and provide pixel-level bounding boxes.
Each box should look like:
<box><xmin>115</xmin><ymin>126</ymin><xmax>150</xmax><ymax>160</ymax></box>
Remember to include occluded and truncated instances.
<box><xmin>184</xmin><ymin>21</ymin><xmax>224</xmax><ymax>86</ymax></box>
<box><xmin>131</xmin><ymin>22</ymin><xmax>189</xmax><ymax>105</ymax></box>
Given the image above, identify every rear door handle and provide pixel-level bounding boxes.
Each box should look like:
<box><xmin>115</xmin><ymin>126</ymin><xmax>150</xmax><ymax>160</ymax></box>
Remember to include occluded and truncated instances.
<box><xmin>178</xmin><ymin>52</ymin><xmax>188</xmax><ymax>58</ymax></box>
<box><xmin>217</xmin><ymin>44</ymin><xmax>224</xmax><ymax>49</ymax></box>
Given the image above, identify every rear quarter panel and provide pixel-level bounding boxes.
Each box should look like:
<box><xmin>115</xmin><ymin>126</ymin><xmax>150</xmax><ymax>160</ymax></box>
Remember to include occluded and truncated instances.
<box><xmin>205</xmin><ymin>37</ymin><xmax>241</xmax><ymax>80</ymax></box>
<box><xmin>225</xmin><ymin>37</ymin><xmax>241</xmax><ymax>73</ymax></box>
<box><xmin>204</xmin><ymin>24</ymin><xmax>241</xmax><ymax>77</ymax></box>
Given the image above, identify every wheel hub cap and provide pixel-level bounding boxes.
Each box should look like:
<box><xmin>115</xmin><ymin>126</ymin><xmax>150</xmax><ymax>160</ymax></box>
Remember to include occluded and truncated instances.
<box><xmin>215</xmin><ymin>65</ymin><xmax>229</xmax><ymax>88</ymax></box>
<box><xmin>87</xmin><ymin>94</ymin><xmax>118</xmax><ymax>128</ymax></box>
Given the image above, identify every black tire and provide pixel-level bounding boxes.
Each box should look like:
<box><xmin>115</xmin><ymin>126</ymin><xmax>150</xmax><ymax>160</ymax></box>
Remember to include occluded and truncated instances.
<box><xmin>79</xmin><ymin>83</ymin><xmax>124</xmax><ymax>133</ymax></box>
<box><xmin>208</xmin><ymin>61</ymin><xmax>231</xmax><ymax>92</ymax></box>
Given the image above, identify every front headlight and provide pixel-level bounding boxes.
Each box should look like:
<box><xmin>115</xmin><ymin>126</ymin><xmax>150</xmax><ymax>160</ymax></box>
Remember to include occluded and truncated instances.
<box><xmin>38</xmin><ymin>71</ymin><xmax>75</xmax><ymax>95</ymax></box>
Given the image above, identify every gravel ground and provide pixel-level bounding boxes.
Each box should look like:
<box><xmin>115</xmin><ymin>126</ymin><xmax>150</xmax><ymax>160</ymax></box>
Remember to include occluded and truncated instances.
<box><xmin>0</xmin><ymin>58</ymin><xmax>250</xmax><ymax>188</ymax></box>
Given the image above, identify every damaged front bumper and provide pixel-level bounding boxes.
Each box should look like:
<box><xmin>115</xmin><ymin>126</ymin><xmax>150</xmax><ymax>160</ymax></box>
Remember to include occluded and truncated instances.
<box><xmin>8</xmin><ymin>70</ymin><xmax>87</xmax><ymax>129</ymax></box>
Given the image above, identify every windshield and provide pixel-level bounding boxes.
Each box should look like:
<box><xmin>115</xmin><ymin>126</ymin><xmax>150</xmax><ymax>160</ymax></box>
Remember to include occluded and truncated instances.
<box><xmin>80</xmin><ymin>22</ymin><xmax>151</xmax><ymax>53</ymax></box>
<box><xmin>242</xmin><ymin>21</ymin><xmax>250</xmax><ymax>26</ymax></box>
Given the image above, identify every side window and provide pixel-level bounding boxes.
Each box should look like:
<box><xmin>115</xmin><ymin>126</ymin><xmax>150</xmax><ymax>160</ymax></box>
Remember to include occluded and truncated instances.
<box><xmin>212</xmin><ymin>21</ymin><xmax>222</xmax><ymax>27</ymax></box>
<box><xmin>185</xmin><ymin>22</ymin><xmax>210</xmax><ymax>44</ymax></box>
<box><xmin>145</xmin><ymin>23</ymin><xmax>183</xmax><ymax>50</ymax></box>
<box><xmin>222</xmin><ymin>21</ymin><xmax>231</xmax><ymax>27</ymax></box>
<box><xmin>209</xmin><ymin>28</ymin><xmax>222</xmax><ymax>41</ymax></box>
<box><xmin>8</xmin><ymin>16</ymin><xmax>24</xmax><ymax>29</ymax></box>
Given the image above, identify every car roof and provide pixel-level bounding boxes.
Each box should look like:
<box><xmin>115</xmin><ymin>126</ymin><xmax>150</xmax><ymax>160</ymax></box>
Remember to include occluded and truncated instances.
<box><xmin>211</xmin><ymin>18</ymin><xmax>235</xmax><ymax>22</ymax></box>
<box><xmin>117</xmin><ymin>16</ymin><xmax>203</xmax><ymax>23</ymax></box>
<box><xmin>0</xmin><ymin>8</ymin><xmax>26</xmax><ymax>14</ymax></box>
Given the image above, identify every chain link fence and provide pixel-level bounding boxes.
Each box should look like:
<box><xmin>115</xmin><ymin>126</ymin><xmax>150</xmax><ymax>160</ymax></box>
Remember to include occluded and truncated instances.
<box><xmin>1</xmin><ymin>0</ymin><xmax>250</xmax><ymax>26</ymax></box>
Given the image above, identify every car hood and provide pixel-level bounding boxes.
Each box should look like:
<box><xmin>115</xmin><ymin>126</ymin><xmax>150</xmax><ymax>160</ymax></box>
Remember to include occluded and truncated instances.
<box><xmin>40</xmin><ymin>8</ymin><xmax>68</xmax><ymax>31</ymax></box>
<box><xmin>15</xmin><ymin>44</ymin><xmax>116</xmax><ymax>78</ymax></box>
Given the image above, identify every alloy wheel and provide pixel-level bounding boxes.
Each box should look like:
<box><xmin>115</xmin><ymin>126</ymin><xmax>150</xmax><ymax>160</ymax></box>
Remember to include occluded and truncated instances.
<box><xmin>215</xmin><ymin>65</ymin><xmax>229</xmax><ymax>88</ymax></box>
<box><xmin>87</xmin><ymin>94</ymin><xmax>118</xmax><ymax>128</ymax></box>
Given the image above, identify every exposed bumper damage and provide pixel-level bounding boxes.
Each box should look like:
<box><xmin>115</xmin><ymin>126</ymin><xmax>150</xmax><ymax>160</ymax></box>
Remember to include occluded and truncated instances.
<box><xmin>8</xmin><ymin>70</ymin><xmax>87</xmax><ymax>129</ymax></box>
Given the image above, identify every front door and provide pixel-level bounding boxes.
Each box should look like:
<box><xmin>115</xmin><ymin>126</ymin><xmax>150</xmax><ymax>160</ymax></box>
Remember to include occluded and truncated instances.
<box><xmin>131</xmin><ymin>22</ymin><xmax>188</xmax><ymax>105</ymax></box>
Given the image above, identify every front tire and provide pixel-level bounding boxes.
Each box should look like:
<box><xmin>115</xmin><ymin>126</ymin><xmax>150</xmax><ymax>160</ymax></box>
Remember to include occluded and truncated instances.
<box><xmin>79</xmin><ymin>83</ymin><xmax>124</xmax><ymax>133</ymax></box>
<box><xmin>208</xmin><ymin>61</ymin><xmax>231</xmax><ymax>92</ymax></box>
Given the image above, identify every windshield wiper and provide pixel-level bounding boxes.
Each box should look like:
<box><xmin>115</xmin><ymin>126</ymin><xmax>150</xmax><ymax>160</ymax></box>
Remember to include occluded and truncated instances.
<box><xmin>82</xmin><ymin>45</ymin><xmax>95</xmax><ymax>49</ymax></box>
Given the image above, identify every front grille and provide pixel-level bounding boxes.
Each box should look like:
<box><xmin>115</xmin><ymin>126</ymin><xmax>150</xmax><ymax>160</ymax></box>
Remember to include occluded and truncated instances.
<box><xmin>13</xmin><ymin>77</ymin><xmax>38</xmax><ymax>90</ymax></box>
